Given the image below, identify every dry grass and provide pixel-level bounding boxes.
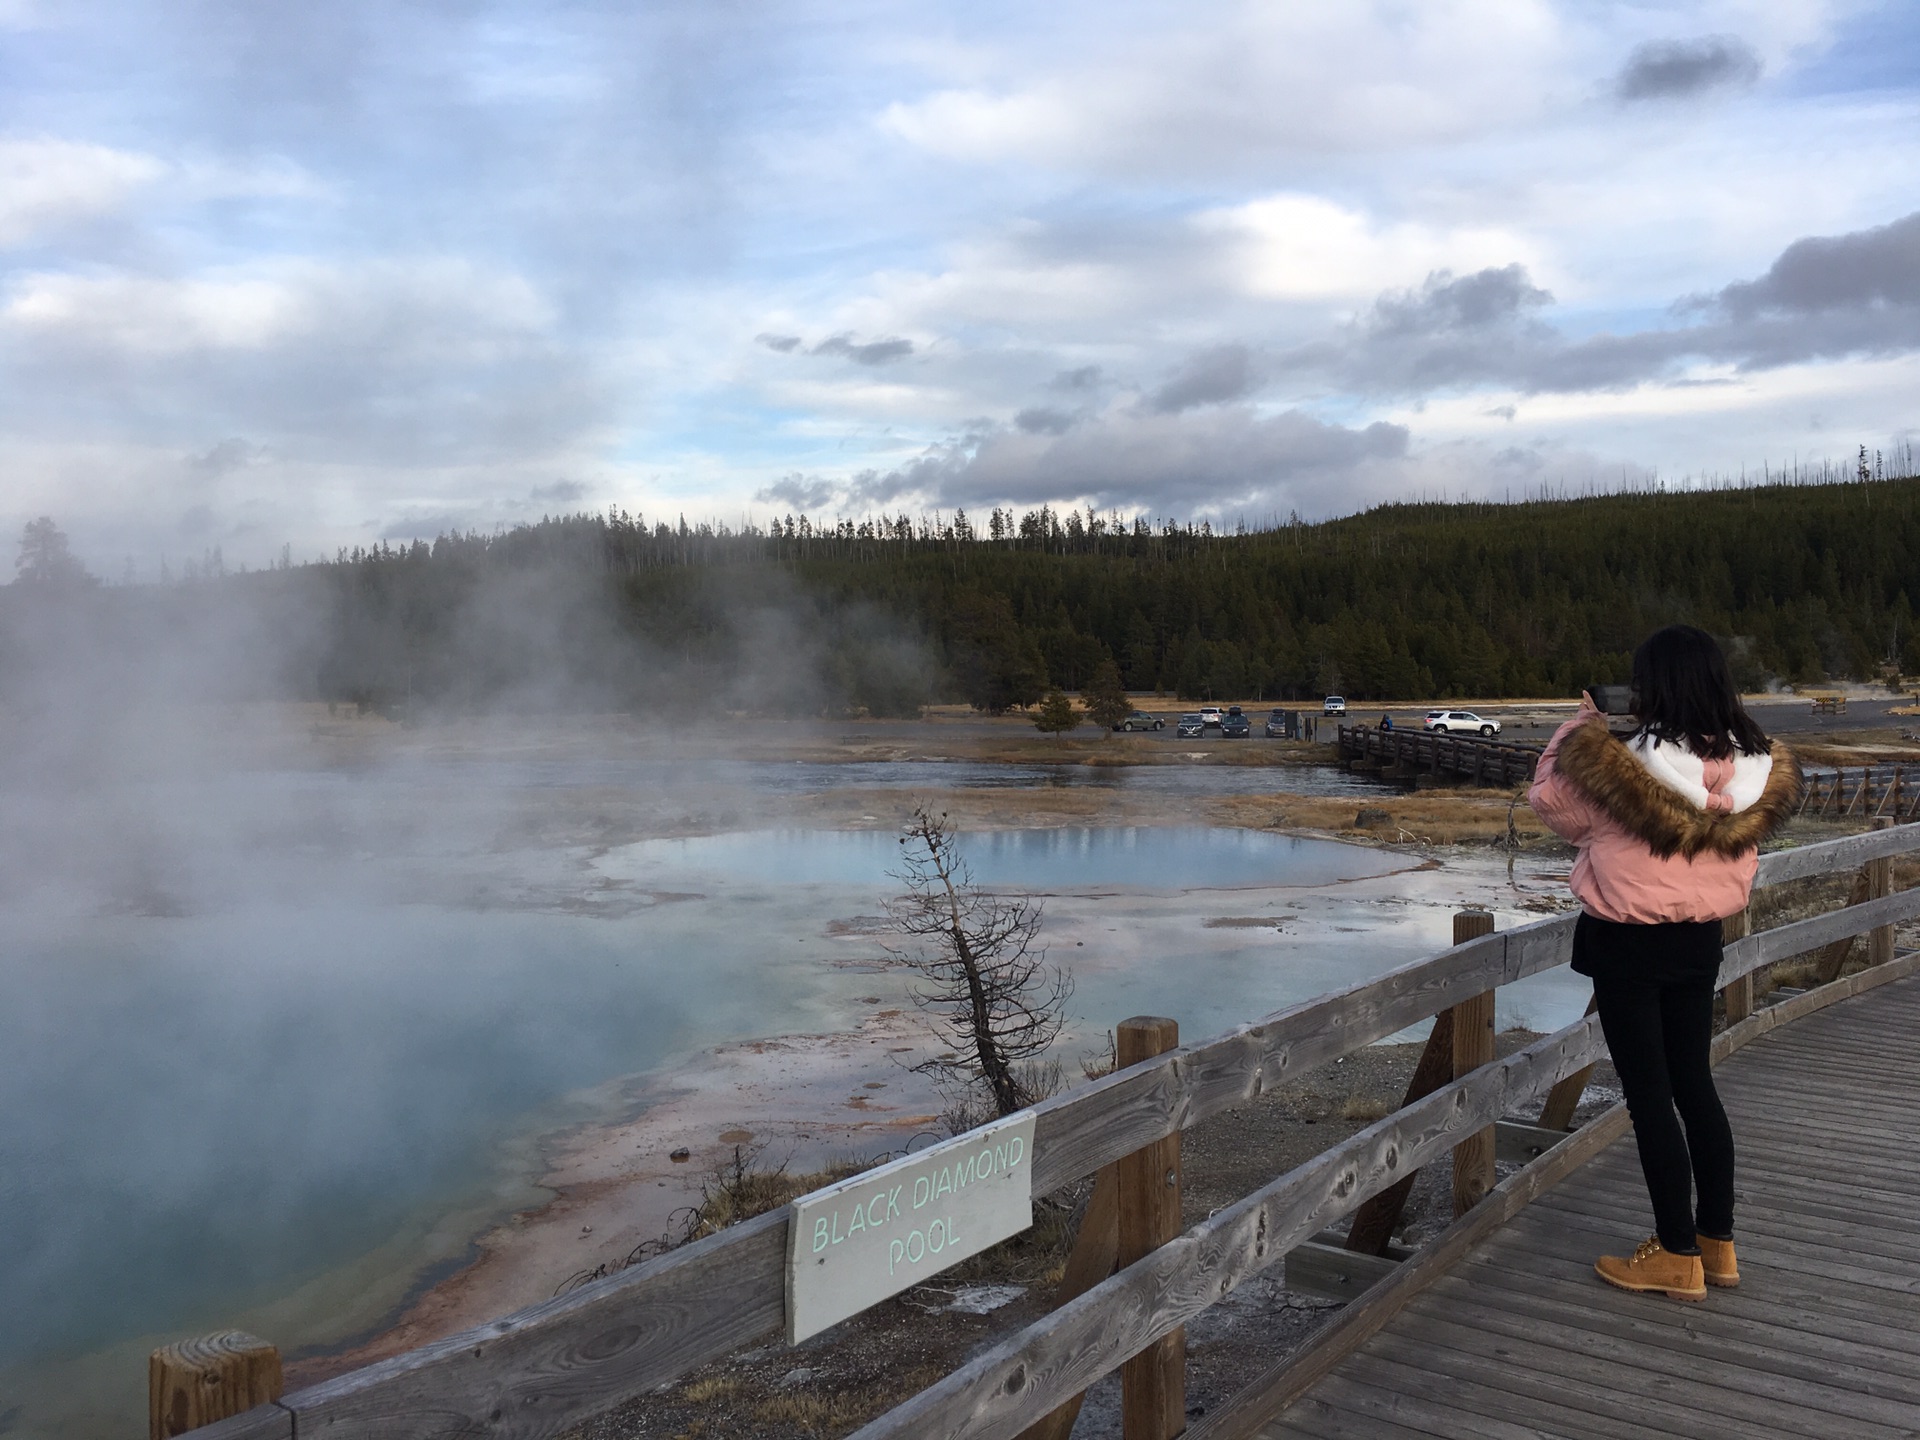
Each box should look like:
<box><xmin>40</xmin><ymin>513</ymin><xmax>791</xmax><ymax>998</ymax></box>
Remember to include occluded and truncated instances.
<box><xmin>1339</xmin><ymin>1094</ymin><xmax>1396</xmax><ymax>1123</ymax></box>
<box><xmin>1787</xmin><ymin>733</ymin><xmax>1920</xmax><ymax>766</ymax></box>
<box><xmin>679</xmin><ymin>1377</ymin><xmax>744</xmax><ymax>1406</ymax></box>
<box><xmin>1209</xmin><ymin>789</ymin><xmax>1553</xmax><ymax>847</ymax></box>
<box><xmin>685</xmin><ymin>1145</ymin><xmax>875</xmax><ymax>1240</ymax></box>
<box><xmin>748</xmin><ymin>1365</ymin><xmax>948</xmax><ymax>1437</ymax></box>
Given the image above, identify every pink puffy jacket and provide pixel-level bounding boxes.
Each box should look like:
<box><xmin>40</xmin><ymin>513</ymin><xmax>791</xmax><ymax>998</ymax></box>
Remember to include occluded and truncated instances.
<box><xmin>1527</xmin><ymin>702</ymin><xmax>1802</xmax><ymax>924</ymax></box>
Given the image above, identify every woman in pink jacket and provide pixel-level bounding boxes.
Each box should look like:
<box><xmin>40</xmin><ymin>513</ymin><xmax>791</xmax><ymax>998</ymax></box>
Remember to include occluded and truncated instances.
<box><xmin>1528</xmin><ymin>625</ymin><xmax>1800</xmax><ymax>1301</ymax></box>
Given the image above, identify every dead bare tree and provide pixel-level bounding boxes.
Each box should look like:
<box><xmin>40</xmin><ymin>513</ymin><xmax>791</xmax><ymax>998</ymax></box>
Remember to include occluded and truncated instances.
<box><xmin>885</xmin><ymin>806</ymin><xmax>1072</xmax><ymax>1121</ymax></box>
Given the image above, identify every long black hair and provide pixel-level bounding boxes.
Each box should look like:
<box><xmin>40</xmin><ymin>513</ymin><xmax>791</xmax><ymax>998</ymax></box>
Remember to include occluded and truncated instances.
<box><xmin>1630</xmin><ymin>625</ymin><xmax>1770</xmax><ymax>759</ymax></box>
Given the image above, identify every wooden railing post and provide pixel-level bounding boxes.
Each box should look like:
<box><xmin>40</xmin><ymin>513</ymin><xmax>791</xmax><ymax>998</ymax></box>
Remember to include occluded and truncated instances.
<box><xmin>1344</xmin><ymin>1010</ymin><xmax>1453</xmax><ymax>1254</ymax></box>
<box><xmin>1721</xmin><ymin>906</ymin><xmax>1754</xmax><ymax>1024</ymax></box>
<box><xmin>1815</xmin><ymin>869</ymin><xmax>1875</xmax><ymax>984</ymax></box>
<box><xmin>1014</xmin><ymin>1167</ymin><xmax>1120</xmax><ymax>1440</ymax></box>
<box><xmin>1536</xmin><ymin>992</ymin><xmax>1598</xmax><ymax>1130</ymax></box>
<box><xmin>1449</xmin><ymin>911</ymin><xmax>1497</xmax><ymax>1216</ymax></box>
<box><xmin>1116</xmin><ymin>1016</ymin><xmax>1184</xmax><ymax>1440</ymax></box>
<box><xmin>1869</xmin><ymin>816</ymin><xmax>1896</xmax><ymax>967</ymax></box>
<box><xmin>150</xmin><ymin>1332</ymin><xmax>281</xmax><ymax>1440</ymax></box>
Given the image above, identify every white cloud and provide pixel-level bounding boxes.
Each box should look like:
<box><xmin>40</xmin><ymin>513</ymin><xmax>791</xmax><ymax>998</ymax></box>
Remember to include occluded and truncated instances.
<box><xmin>7</xmin><ymin>271</ymin><xmax>304</xmax><ymax>351</ymax></box>
<box><xmin>0</xmin><ymin>137</ymin><xmax>165</xmax><ymax>247</ymax></box>
<box><xmin>3</xmin><ymin>258</ymin><xmax>556</xmax><ymax>360</ymax></box>
<box><xmin>880</xmin><ymin>0</ymin><xmax>1570</xmax><ymax>175</ymax></box>
<box><xmin>1</xmin><ymin>0</ymin><xmax>1915</xmax><ymax>569</ymax></box>
<box><xmin>1198</xmin><ymin>194</ymin><xmax>1546</xmax><ymax>303</ymax></box>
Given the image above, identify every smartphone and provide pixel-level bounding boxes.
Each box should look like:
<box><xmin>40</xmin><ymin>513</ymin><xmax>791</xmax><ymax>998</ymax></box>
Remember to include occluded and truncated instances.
<box><xmin>1588</xmin><ymin>685</ymin><xmax>1634</xmax><ymax>717</ymax></box>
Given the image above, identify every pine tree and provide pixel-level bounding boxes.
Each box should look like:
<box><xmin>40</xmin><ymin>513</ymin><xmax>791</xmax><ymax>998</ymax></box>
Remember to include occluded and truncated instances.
<box><xmin>1032</xmin><ymin>689</ymin><xmax>1081</xmax><ymax>736</ymax></box>
<box><xmin>1083</xmin><ymin>659</ymin><xmax>1132</xmax><ymax>731</ymax></box>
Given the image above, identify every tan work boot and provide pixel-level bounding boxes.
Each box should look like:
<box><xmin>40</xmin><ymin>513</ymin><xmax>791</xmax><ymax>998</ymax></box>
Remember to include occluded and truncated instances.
<box><xmin>1594</xmin><ymin>1237</ymin><xmax>1706</xmax><ymax>1301</ymax></box>
<box><xmin>1697</xmin><ymin>1234</ymin><xmax>1739</xmax><ymax>1288</ymax></box>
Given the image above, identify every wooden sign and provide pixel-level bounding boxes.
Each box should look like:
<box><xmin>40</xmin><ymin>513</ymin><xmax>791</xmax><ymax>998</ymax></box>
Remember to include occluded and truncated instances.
<box><xmin>785</xmin><ymin>1112</ymin><xmax>1036</xmax><ymax>1343</ymax></box>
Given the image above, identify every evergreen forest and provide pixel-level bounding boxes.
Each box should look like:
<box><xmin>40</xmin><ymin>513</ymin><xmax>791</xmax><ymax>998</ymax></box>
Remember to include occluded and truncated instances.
<box><xmin>8</xmin><ymin>474</ymin><xmax>1920</xmax><ymax>716</ymax></box>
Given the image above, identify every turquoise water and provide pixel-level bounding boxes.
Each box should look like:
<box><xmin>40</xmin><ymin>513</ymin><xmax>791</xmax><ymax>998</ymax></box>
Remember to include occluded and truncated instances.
<box><xmin>599</xmin><ymin>825</ymin><xmax>1407</xmax><ymax>891</ymax></box>
<box><xmin>0</xmin><ymin>820</ymin><xmax>1581</xmax><ymax>1438</ymax></box>
<box><xmin>0</xmin><ymin>828</ymin><xmax>1402</xmax><ymax>1388</ymax></box>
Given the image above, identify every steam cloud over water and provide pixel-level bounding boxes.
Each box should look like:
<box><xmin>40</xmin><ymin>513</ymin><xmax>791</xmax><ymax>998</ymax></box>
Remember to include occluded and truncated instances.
<box><xmin>0</xmin><ymin>556</ymin><xmax>938</xmax><ymax>1433</ymax></box>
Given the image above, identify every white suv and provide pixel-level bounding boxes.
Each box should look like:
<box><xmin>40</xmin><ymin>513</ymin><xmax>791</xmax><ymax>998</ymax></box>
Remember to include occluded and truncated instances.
<box><xmin>1199</xmin><ymin>706</ymin><xmax>1224</xmax><ymax>728</ymax></box>
<box><xmin>1424</xmin><ymin>709</ymin><xmax>1500</xmax><ymax>737</ymax></box>
<box><xmin>1322</xmin><ymin>695</ymin><xmax>1346</xmax><ymax>715</ymax></box>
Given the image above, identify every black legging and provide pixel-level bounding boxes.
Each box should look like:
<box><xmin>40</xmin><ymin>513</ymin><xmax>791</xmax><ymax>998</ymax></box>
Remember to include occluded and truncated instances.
<box><xmin>1577</xmin><ymin>915</ymin><xmax>1736</xmax><ymax>1255</ymax></box>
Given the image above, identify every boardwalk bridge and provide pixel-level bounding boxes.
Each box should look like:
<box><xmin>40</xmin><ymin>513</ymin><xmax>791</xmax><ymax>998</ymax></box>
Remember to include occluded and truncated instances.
<box><xmin>1337</xmin><ymin>724</ymin><xmax>1544</xmax><ymax>789</ymax></box>
<box><xmin>169</xmin><ymin>823</ymin><xmax>1920</xmax><ymax>1440</ymax></box>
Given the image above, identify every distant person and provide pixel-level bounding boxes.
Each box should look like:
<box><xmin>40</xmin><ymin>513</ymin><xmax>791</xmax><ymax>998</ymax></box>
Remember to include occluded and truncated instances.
<box><xmin>1528</xmin><ymin>625</ymin><xmax>1801</xmax><ymax>1301</ymax></box>
<box><xmin>1379</xmin><ymin>713</ymin><xmax>1392</xmax><ymax>731</ymax></box>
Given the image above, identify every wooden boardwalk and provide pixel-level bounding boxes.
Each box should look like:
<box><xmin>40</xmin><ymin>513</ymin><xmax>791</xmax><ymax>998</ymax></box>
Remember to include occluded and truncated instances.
<box><xmin>1337</xmin><ymin>724</ymin><xmax>1543</xmax><ymax>788</ymax></box>
<box><xmin>1254</xmin><ymin>971</ymin><xmax>1920</xmax><ymax>1440</ymax></box>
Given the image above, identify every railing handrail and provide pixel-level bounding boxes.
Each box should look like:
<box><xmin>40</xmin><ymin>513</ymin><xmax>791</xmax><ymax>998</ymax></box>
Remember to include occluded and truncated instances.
<box><xmin>194</xmin><ymin>823</ymin><xmax>1920</xmax><ymax>1440</ymax></box>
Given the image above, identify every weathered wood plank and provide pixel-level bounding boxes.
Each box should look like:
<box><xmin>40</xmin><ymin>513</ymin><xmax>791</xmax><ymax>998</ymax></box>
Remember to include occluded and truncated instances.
<box><xmin>1360</xmin><ymin>1333</ymin><xmax>1713</xmax><ymax>1440</ymax></box>
<box><xmin>1281</xmin><ymin>1239</ymin><xmax>1404</xmax><ymax>1304</ymax></box>
<box><xmin>1349</xmin><ymin>1343</ymin><xmax>1695</xmax><ymax>1440</ymax></box>
<box><xmin>1182</xmin><ymin>1104</ymin><xmax>1627</xmax><ymax>1440</ymax></box>
<box><xmin>1215</xmin><ymin>959</ymin><xmax>1920</xmax><ymax>1440</ymax></box>
<box><xmin>1027</xmin><ymin>919</ymin><xmax>1565</xmax><ymax>1194</ymax></box>
<box><xmin>152</xmin><ymin>1332</ymin><xmax>284</xmax><ymax>1440</ymax></box>
<box><xmin>1011</xmin><ymin>1167</ymin><xmax>1117</xmax><ymax>1440</ymax></box>
<box><xmin>1423</xmin><ymin>1281</ymin><xmax>1920</xmax><ymax>1428</ymax></box>
<box><xmin>1448</xmin><ymin>913</ymin><xmax>1497</xmax><ymax>1218</ymax></box>
<box><xmin>1341</xmin><ymin>1012</ymin><xmax>1452</xmax><ymax>1256</ymax></box>
<box><xmin>1114</xmin><ymin>1017</ymin><xmax>1184</xmax><ymax>1440</ymax></box>
<box><xmin>1719</xmin><ymin>886</ymin><xmax>1920</xmax><ymax>987</ymax></box>
<box><xmin>1414</xmin><ymin>1286</ymin><xmax>1912</xmax><ymax>1438</ymax></box>
<box><xmin>1254</xmin><ymin>1389</ymin><xmax>1435</xmax><ymax>1440</ymax></box>
<box><xmin>1711</xmin><ymin>945</ymin><xmax>1920</xmax><ymax>1059</ymax></box>
<box><xmin>1274</xmin><ymin>1368</ymin><xmax>1562</xmax><ymax>1440</ymax></box>
<box><xmin>1497</xmin><ymin>1192</ymin><xmax>1920</xmax><ymax>1289</ymax></box>
<box><xmin>164</xmin><ymin>1405</ymin><xmax>293</xmax><ymax>1440</ymax></box>
<box><xmin>283</xmin><ymin>1208</ymin><xmax>788</xmax><ymax>1439</ymax></box>
<box><xmin>1452</xmin><ymin>1245</ymin><xmax>1920</xmax><ymax>1368</ymax></box>
<box><xmin>1752</xmin><ymin>824</ymin><xmax>1920</xmax><ymax>886</ymax></box>
<box><xmin>846</xmin><ymin>1020</ymin><xmax>1607</xmax><ymax>1440</ymax></box>
<box><xmin>1525</xmin><ymin>1202</ymin><xmax>1920</xmax><ymax>1297</ymax></box>
<box><xmin>1870</xmin><ymin>817</ymin><xmax>1898</xmax><ymax>965</ymax></box>
<box><xmin>1491</xmin><ymin>1119</ymin><xmax>1572</xmax><ymax>1166</ymax></box>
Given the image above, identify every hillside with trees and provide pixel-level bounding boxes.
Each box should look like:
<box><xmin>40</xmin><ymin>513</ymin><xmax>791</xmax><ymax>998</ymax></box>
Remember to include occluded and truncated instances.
<box><xmin>9</xmin><ymin>472</ymin><xmax>1920</xmax><ymax>714</ymax></box>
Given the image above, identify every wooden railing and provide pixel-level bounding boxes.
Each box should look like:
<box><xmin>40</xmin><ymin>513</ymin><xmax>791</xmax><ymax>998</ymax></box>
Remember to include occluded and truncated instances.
<box><xmin>1337</xmin><ymin>724</ymin><xmax>1543</xmax><ymax>787</ymax></box>
<box><xmin>1799</xmin><ymin>762</ymin><xmax>1920</xmax><ymax>822</ymax></box>
<box><xmin>181</xmin><ymin>824</ymin><xmax>1920</xmax><ymax>1440</ymax></box>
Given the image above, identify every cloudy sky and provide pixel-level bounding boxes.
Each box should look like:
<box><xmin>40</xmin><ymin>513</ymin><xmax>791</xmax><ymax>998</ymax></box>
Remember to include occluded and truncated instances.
<box><xmin>3</xmin><ymin>0</ymin><xmax>1918</xmax><ymax>571</ymax></box>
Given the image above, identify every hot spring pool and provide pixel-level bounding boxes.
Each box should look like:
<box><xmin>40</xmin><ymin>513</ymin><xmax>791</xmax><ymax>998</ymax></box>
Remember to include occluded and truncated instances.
<box><xmin>0</xmin><ymin>824</ymin><xmax>1576</xmax><ymax>1436</ymax></box>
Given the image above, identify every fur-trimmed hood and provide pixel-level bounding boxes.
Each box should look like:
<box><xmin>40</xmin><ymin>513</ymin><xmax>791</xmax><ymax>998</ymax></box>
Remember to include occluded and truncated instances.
<box><xmin>1553</xmin><ymin>722</ymin><xmax>1803</xmax><ymax>861</ymax></box>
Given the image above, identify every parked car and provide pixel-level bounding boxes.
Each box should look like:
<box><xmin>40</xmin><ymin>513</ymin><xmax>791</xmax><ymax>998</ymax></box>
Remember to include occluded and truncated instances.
<box><xmin>1424</xmin><ymin>709</ymin><xmax>1501</xmax><ymax>737</ymax></box>
<box><xmin>1176</xmin><ymin>713</ymin><xmax>1207</xmax><ymax>738</ymax></box>
<box><xmin>1115</xmin><ymin>711</ymin><xmax>1164</xmax><ymax>732</ymax></box>
<box><xmin>1264</xmin><ymin>707</ymin><xmax>1293</xmax><ymax>738</ymax></box>
<box><xmin>1323</xmin><ymin>695</ymin><xmax>1347</xmax><ymax>715</ymax></box>
<box><xmin>1221</xmin><ymin>709</ymin><xmax>1251</xmax><ymax>738</ymax></box>
<box><xmin>1199</xmin><ymin>705</ymin><xmax>1224</xmax><ymax>728</ymax></box>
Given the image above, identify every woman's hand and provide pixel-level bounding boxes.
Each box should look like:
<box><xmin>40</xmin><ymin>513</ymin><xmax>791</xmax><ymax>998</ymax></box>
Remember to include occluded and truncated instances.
<box><xmin>1577</xmin><ymin>690</ymin><xmax>1603</xmax><ymax>719</ymax></box>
